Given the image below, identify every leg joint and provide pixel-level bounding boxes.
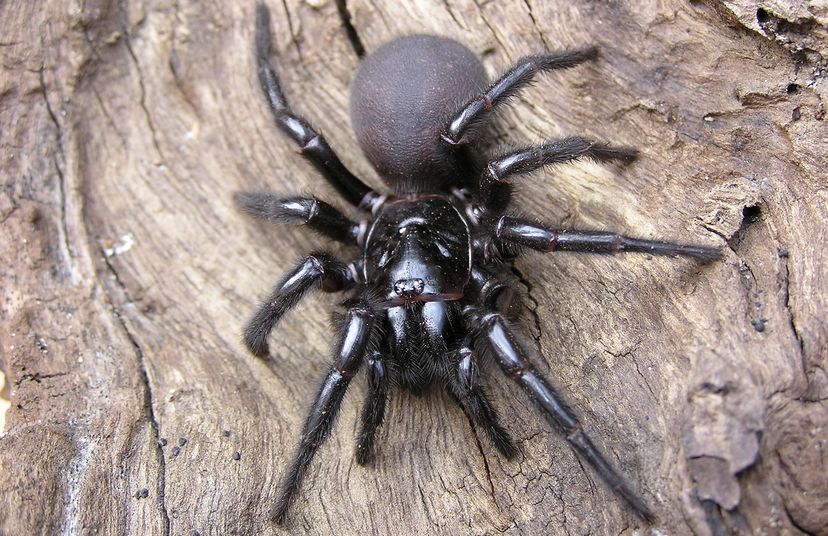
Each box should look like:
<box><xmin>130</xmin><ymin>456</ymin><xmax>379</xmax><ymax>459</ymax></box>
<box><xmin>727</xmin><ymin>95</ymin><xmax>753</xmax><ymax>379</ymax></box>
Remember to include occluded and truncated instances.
<box><xmin>301</xmin><ymin>133</ymin><xmax>324</xmax><ymax>153</ymax></box>
<box><xmin>306</xmin><ymin>255</ymin><xmax>327</xmax><ymax>277</ymax></box>
<box><xmin>508</xmin><ymin>362</ymin><xmax>529</xmax><ymax>379</ymax></box>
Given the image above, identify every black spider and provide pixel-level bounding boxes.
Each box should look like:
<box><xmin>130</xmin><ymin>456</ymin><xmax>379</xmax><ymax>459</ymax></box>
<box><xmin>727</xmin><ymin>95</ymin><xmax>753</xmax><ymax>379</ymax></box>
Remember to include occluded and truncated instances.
<box><xmin>237</xmin><ymin>4</ymin><xmax>720</xmax><ymax>525</ymax></box>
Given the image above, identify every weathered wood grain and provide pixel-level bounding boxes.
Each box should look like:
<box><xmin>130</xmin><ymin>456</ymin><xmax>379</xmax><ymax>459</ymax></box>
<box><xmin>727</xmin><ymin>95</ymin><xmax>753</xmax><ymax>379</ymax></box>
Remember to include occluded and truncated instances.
<box><xmin>1</xmin><ymin>0</ymin><xmax>826</xmax><ymax>534</ymax></box>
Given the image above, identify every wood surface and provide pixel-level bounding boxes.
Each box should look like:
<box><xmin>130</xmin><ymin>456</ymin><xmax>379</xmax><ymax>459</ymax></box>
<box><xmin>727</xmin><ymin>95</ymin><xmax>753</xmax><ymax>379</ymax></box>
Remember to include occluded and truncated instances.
<box><xmin>1</xmin><ymin>0</ymin><xmax>826</xmax><ymax>534</ymax></box>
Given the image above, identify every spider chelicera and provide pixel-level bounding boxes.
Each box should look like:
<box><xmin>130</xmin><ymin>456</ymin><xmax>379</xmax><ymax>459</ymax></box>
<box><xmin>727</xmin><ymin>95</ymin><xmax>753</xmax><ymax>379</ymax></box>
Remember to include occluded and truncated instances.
<box><xmin>236</xmin><ymin>4</ymin><xmax>720</xmax><ymax>525</ymax></box>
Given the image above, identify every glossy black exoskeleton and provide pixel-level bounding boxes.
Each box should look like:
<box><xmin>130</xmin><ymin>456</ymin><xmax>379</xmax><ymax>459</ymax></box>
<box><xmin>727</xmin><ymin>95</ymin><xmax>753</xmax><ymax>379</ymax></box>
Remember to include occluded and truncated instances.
<box><xmin>236</xmin><ymin>4</ymin><xmax>720</xmax><ymax>526</ymax></box>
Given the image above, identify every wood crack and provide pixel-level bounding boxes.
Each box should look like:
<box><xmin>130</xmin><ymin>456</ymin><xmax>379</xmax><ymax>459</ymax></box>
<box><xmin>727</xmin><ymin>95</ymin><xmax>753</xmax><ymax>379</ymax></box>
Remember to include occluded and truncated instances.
<box><xmin>417</xmin><ymin>483</ymin><xmax>440</xmax><ymax>528</ymax></box>
<box><xmin>460</xmin><ymin>402</ymin><xmax>502</xmax><ymax>512</ymax></box>
<box><xmin>38</xmin><ymin>44</ymin><xmax>72</xmax><ymax>269</ymax></box>
<box><xmin>280</xmin><ymin>0</ymin><xmax>303</xmax><ymax>61</ymax></box>
<box><xmin>119</xmin><ymin>4</ymin><xmax>167</xmax><ymax>166</ymax></box>
<box><xmin>603</xmin><ymin>341</ymin><xmax>655</xmax><ymax>400</ymax></box>
<box><xmin>782</xmin><ymin>253</ymin><xmax>808</xmax><ymax>392</ymax></box>
<box><xmin>472</xmin><ymin>0</ymin><xmax>510</xmax><ymax>57</ymax></box>
<box><xmin>100</xmin><ymin>253</ymin><xmax>171</xmax><ymax>536</ymax></box>
<box><xmin>440</xmin><ymin>0</ymin><xmax>464</xmax><ymax>31</ymax></box>
<box><xmin>522</xmin><ymin>0</ymin><xmax>551</xmax><ymax>49</ymax></box>
<box><xmin>335</xmin><ymin>0</ymin><xmax>365</xmax><ymax>58</ymax></box>
<box><xmin>510</xmin><ymin>264</ymin><xmax>543</xmax><ymax>354</ymax></box>
<box><xmin>13</xmin><ymin>371</ymin><xmax>69</xmax><ymax>387</ymax></box>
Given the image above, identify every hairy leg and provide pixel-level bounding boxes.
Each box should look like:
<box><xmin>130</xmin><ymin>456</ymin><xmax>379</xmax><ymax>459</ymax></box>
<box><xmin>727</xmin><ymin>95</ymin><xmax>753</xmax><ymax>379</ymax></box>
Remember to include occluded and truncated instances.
<box><xmin>478</xmin><ymin>137</ymin><xmax>636</xmax><ymax>214</ymax></box>
<box><xmin>355</xmin><ymin>353</ymin><xmax>390</xmax><ymax>465</ymax></box>
<box><xmin>468</xmin><ymin>309</ymin><xmax>653</xmax><ymax>521</ymax></box>
<box><xmin>496</xmin><ymin>215</ymin><xmax>721</xmax><ymax>262</ymax></box>
<box><xmin>447</xmin><ymin>344</ymin><xmax>517</xmax><ymax>458</ymax></box>
<box><xmin>244</xmin><ymin>253</ymin><xmax>355</xmax><ymax>358</ymax></box>
<box><xmin>442</xmin><ymin>49</ymin><xmax>598</xmax><ymax>146</ymax></box>
<box><xmin>255</xmin><ymin>4</ymin><xmax>381</xmax><ymax>210</ymax></box>
<box><xmin>272</xmin><ymin>301</ymin><xmax>376</xmax><ymax>524</ymax></box>
<box><xmin>235</xmin><ymin>191</ymin><xmax>362</xmax><ymax>245</ymax></box>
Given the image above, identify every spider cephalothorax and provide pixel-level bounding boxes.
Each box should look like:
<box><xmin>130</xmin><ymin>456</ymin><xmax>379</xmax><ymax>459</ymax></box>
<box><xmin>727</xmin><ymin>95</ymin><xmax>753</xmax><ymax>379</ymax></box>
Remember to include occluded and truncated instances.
<box><xmin>237</xmin><ymin>4</ymin><xmax>720</xmax><ymax>526</ymax></box>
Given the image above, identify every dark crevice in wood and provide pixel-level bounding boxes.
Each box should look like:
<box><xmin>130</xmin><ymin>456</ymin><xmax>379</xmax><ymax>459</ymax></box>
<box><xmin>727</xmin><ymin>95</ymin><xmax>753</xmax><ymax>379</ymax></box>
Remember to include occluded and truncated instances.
<box><xmin>38</xmin><ymin>51</ymin><xmax>61</xmax><ymax>139</ymax></box>
<box><xmin>700</xmin><ymin>499</ymin><xmax>728</xmax><ymax>536</ymax></box>
<box><xmin>38</xmin><ymin>43</ymin><xmax>72</xmax><ymax>269</ymax></box>
<box><xmin>90</xmin><ymin>83</ymin><xmax>128</xmax><ymax>148</ymax></box>
<box><xmin>417</xmin><ymin>482</ymin><xmax>440</xmax><ymax>529</ymax></box>
<box><xmin>604</xmin><ymin>341</ymin><xmax>655</xmax><ymax>401</ymax></box>
<box><xmin>726</xmin><ymin>204</ymin><xmax>761</xmax><ymax>251</ymax></box>
<box><xmin>509</xmin><ymin>261</ymin><xmax>610</xmax><ymax>527</ymax></box>
<box><xmin>119</xmin><ymin>1</ymin><xmax>167</xmax><ymax>166</ymax></box>
<box><xmin>280</xmin><ymin>0</ymin><xmax>304</xmax><ymax>61</ymax></box>
<box><xmin>572</xmin><ymin>455</ymin><xmax>597</xmax><ymax>499</ymax></box>
<box><xmin>783</xmin><ymin>502</ymin><xmax>818</xmax><ymax>536</ymax></box>
<box><xmin>472</xmin><ymin>0</ymin><xmax>509</xmax><ymax>57</ymax></box>
<box><xmin>440</xmin><ymin>0</ymin><xmax>463</xmax><ymax>31</ymax></box>
<box><xmin>510</xmin><ymin>264</ymin><xmax>544</xmax><ymax>354</ymax></box>
<box><xmin>706</xmin><ymin>203</ymin><xmax>767</xmax><ymax>336</ymax></box>
<box><xmin>459</xmin><ymin>401</ymin><xmax>502</xmax><ymax>511</ymax></box>
<box><xmin>782</xmin><ymin>250</ymin><xmax>808</xmax><ymax>394</ymax></box>
<box><xmin>335</xmin><ymin>0</ymin><xmax>365</xmax><ymax>58</ymax></box>
<box><xmin>13</xmin><ymin>371</ymin><xmax>69</xmax><ymax>387</ymax></box>
<box><xmin>101</xmin><ymin>254</ymin><xmax>171</xmax><ymax>536</ymax></box>
<box><xmin>167</xmin><ymin>0</ymin><xmax>199</xmax><ymax>116</ymax></box>
<box><xmin>711</xmin><ymin>0</ymin><xmax>826</xmax><ymax>86</ymax></box>
<box><xmin>756</xmin><ymin>7</ymin><xmax>820</xmax><ymax>41</ymax></box>
<box><xmin>522</xmin><ymin>0</ymin><xmax>551</xmax><ymax>50</ymax></box>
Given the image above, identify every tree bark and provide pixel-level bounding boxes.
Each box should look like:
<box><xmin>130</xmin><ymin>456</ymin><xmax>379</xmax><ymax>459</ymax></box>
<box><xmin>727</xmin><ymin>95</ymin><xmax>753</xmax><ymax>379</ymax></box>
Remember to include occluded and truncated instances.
<box><xmin>1</xmin><ymin>1</ymin><xmax>826</xmax><ymax>534</ymax></box>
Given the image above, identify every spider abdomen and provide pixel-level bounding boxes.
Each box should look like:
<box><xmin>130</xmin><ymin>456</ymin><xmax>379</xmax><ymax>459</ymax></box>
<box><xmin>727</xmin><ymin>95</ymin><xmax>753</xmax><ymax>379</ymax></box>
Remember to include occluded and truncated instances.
<box><xmin>350</xmin><ymin>35</ymin><xmax>487</xmax><ymax>193</ymax></box>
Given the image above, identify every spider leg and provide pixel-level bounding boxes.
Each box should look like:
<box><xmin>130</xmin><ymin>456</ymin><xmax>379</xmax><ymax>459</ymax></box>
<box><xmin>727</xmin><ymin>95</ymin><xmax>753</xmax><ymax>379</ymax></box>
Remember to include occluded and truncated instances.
<box><xmin>467</xmin><ymin>309</ymin><xmax>654</xmax><ymax>521</ymax></box>
<box><xmin>496</xmin><ymin>215</ymin><xmax>722</xmax><ymax>262</ymax></box>
<box><xmin>442</xmin><ymin>49</ymin><xmax>598</xmax><ymax>146</ymax></box>
<box><xmin>272</xmin><ymin>301</ymin><xmax>375</xmax><ymax>525</ymax></box>
<box><xmin>478</xmin><ymin>136</ymin><xmax>637</xmax><ymax>214</ymax></box>
<box><xmin>448</xmin><ymin>344</ymin><xmax>518</xmax><ymax>459</ymax></box>
<box><xmin>234</xmin><ymin>191</ymin><xmax>362</xmax><ymax>245</ymax></box>
<box><xmin>255</xmin><ymin>4</ymin><xmax>381</xmax><ymax>210</ymax></box>
<box><xmin>354</xmin><ymin>352</ymin><xmax>389</xmax><ymax>465</ymax></box>
<box><xmin>244</xmin><ymin>253</ymin><xmax>355</xmax><ymax>358</ymax></box>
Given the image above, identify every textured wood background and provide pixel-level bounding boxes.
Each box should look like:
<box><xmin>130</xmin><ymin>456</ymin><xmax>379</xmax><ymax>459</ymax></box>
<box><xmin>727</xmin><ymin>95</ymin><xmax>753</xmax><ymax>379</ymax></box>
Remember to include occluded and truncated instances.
<box><xmin>1</xmin><ymin>0</ymin><xmax>826</xmax><ymax>534</ymax></box>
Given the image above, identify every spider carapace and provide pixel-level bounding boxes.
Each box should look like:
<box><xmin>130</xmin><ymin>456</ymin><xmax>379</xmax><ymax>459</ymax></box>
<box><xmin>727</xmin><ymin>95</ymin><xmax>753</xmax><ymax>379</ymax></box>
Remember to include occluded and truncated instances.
<box><xmin>236</xmin><ymin>3</ymin><xmax>720</xmax><ymax>525</ymax></box>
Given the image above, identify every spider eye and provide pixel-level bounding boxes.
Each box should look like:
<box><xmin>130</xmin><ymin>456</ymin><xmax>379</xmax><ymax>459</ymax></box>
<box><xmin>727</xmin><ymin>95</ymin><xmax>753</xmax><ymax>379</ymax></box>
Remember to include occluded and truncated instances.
<box><xmin>435</xmin><ymin>241</ymin><xmax>452</xmax><ymax>257</ymax></box>
<box><xmin>378</xmin><ymin>250</ymin><xmax>391</xmax><ymax>267</ymax></box>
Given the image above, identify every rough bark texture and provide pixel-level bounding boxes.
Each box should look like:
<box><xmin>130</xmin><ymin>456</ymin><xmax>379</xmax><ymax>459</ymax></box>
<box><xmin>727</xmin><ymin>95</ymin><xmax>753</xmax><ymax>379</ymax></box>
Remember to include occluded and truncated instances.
<box><xmin>1</xmin><ymin>1</ymin><xmax>826</xmax><ymax>535</ymax></box>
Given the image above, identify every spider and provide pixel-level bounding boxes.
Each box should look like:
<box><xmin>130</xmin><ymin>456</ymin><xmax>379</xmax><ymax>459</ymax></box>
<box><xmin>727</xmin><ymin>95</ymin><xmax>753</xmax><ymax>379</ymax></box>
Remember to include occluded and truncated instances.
<box><xmin>237</xmin><ymin>4</ymin><xmax>720</xmax><ymax>525</ymax></box>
